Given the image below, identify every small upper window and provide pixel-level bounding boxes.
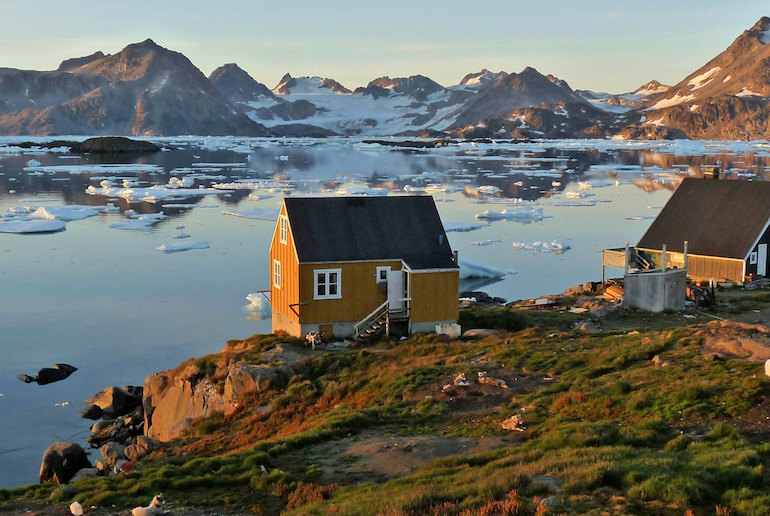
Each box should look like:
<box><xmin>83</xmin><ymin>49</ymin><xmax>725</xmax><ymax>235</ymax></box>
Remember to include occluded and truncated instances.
<box><xmin>750</xmin><ymin>251</ymin><xmax>758</xmax><ymax>265</ymax></box>
<box><xmin>279</xmin><ymin>216</ymin><xmax>288</xmax><ymax>244</ymax></box>
<box><xmin>314</xmin><ymin>269</ymin><xmax>341</xmax><ymax>300</ymax></box>
<box><xmin>376</xmin><ymin>266</ymin><xmax>391</xmax><ymax>283</ymax></box>
<box><xmin>273</xmin><ymin>259</ymin><xmax>281</xmax><ymax>289</ymax></box>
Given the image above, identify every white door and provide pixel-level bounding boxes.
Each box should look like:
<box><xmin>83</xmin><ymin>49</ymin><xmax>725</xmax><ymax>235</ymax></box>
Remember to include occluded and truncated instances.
<box><xmin>387</xmin><ymin>270</ymin><xmax>405</xmax><ymax>310</ymax></box>
<box><xmin>758</xmin><ymin>244</ymin><xmax>767</xmax><ymax>276</ymax></box>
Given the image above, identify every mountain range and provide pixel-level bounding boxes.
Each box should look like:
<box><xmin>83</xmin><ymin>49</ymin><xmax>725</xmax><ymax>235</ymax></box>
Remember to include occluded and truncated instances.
<box><xmin>0</xmin><ymin>17</ymin><xmax>769</xmax><ymax>139</ymax></box>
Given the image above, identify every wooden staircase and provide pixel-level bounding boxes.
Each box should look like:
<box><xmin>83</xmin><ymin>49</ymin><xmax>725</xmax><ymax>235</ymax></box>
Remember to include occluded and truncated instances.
<box><xmin>354</xmin><ymin>301</ymin><xmax>410</xmax><ymax>341</ymax></box>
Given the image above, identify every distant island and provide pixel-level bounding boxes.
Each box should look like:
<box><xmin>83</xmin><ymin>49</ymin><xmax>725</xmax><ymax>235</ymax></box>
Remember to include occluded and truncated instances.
<box><xmin>0</xmin><ymin>17</ymin><xmax>769</xmax><ymax>139</ymax></box>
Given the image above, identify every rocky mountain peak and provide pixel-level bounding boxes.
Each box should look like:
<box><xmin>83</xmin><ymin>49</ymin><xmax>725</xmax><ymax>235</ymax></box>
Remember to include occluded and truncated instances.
<box><xmin>57</xmin><ymin>51</ymin><xmax>107</xmax><ymax>72</ymax></box>
<box><xmin>209</xmin><ymin>63</ymin><xmax>274</xmax><ymax>103</ymax></box>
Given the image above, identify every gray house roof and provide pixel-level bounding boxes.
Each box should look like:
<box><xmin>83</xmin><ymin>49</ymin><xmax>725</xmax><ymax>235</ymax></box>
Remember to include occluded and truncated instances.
<box><xmin>637</xmin><ymin>178</ymin><xmax>770</xmax><ymax>259</ymax></box>
<box><xmin>284</xmin><ymin>195</ymin><xmax>458</xmax><ymax>270</ymax></box>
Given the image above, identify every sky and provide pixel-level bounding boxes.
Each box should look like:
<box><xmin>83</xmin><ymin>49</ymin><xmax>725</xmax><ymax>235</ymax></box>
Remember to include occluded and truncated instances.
<box><xmin>1</xmin><ymin>1</ymin><xmax>767</xmax><ymax>93</ymax></box>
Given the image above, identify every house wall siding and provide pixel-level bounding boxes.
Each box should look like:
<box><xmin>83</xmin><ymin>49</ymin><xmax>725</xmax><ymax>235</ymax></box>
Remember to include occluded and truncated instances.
<box><xmin>270</xmin><ymin>205</ymin><xmax>300</xmax><ymax>327</ymax></box>
<box><xmin>299</xmin><ymin>260</ymin><xmax>403</xmax><ymax>324</ymax></box>
<box><xmin>640</xmin><ymin>249</ymin><xmax>745</xmax><ymax>283</ymax></box>
<box><xmin>409</xmin><ymin>270</ymin><xmax>459</xmax><ymax>323</ymax></box>
<box><xmin>745</xmin><ymin>224</ymin><xmax>770</xmax><ymax>277</ymax></box>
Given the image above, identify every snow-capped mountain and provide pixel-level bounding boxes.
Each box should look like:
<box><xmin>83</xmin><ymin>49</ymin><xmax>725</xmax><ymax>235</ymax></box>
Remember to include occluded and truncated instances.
<box><xmin>631</xmin><ymin>16</ymin><xmax>770</xmax><ymax>139</ymax></box>
<box><xmin>578</xmin><ymin>80</ymin><xmax>670</xmax><ymax>113</ymax></box>
<box><xmin>1</xmin><ymin>18</ymin><xmax>769</xmax><ymax>139</ymax></box>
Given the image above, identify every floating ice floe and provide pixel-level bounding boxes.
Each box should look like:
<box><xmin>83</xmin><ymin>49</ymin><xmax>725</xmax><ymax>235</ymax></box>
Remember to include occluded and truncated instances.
<box><xmin>625</xmin><ymin>215</ymin><xmax>656</xmax><ymax>220</ymax></box>
<box><xmin>0</xmin><ymin>219</ymin><xmax>67</xmax><ymax>233</ymax></box>
<box><xmin>564</xmin><ymin>191</ymin><xmax>594</xmax><ymax>199</ymax></box>
<box><xmin>222</xmin><ymin>208</ymin><xmax>280</xmax><ymax>221</ymax></box>
<box><xmin>245</xmin><ymin>293</ymin><xmax>271</xmax><ymax>320</ymax></box>
<box><xmin>335</xmin><ymin>186</ymin><xmax>389</xmax><ymax>196</ymax></box>
<box><xmin>471</xmin><ymin>239</ymin><xmax>502</xmax><ymax>246</ymax></box>
<box><xmin>578</xmin><ymin>180</ymin><xmax>617</xmax><ymax>189</ymax></box>
<box><xmin>29</xmin><ymin>206</ymin><xmax>101</xmax><ymax>221</ymax></box>
<box><xmin>19</xmin><ymin>197</ymin><xmax>57</xmax><ymax>203</ymax></box>
<box><xmin>173</xmin><ymin>233</ymin><xmax>191</xmax><ymax>239</ymax></box>
<box><xmin>86</xmin><ymin>184</ymin><xmax>223</xmax><ymax>202</ymax></box>
<box><xmin>156</xmin><ymin>241</ymin><xmax>209</xmax><ymax>253</ymax></box>
<box><xmin>512</xmin><ymin>239</ymin><xmax>571</xmax><ymax>253</ymax></box>
<box><xmin>167</xmin><ymin>176</ymin><xmax>194</xmax><ymax>188</ymax></box>
<box><xmin>159</xmin><ymin>204</ymin><xmax>219</xmax><ymax>209</ymax></box>
<box><xmin>25</xmin><ymin>163</ymin><xmax>163</xmax><ymax>175</ymax></box>
<box><xmin>248</xmin><ymin>193</ymin><xmax>275</xmax><ymax>201</ymax></box>
<box><xmin>110</xmin><ymin>212</ymin><xmax>166</xmax><ymax>230</ymax></box>
<box><xmin>443</xmin><ymin>221</ymin><xmax>487</xmax><ymax>232</ymax></box>
<box><xmin>459</xmin><ymin>257</ymin><xmax>511</xmax><ymax>279</ymax></box>
<box><xmin>475</xmin><ymin>207</ymin><xmax>544</xmax><ymax>221</ymax></box>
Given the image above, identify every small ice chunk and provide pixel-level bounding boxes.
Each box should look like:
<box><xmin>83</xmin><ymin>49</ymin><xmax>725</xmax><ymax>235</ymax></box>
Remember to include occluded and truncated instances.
<box><xmin>625</xmin><ymin>215</ymin><xmax>656</xmax><ymax>220</ymax></box>
<box><xmin>156</xmin><ymin>241</ymin><xmax>209</xmax><ymax>253</ymax></box>
<box><xmin>443</xmin><ymin>221</ymin><xmax>487</xmax><ymax>232</ymax></box>
<box><xmin>26</xmin><ymin>159</ymin><xmax>42</xmax><ymax>168</ymax></box>
<box><xmin>471</xmin><ymin>239</ymin><xmax>501</xmax><ymax>246</ymax></box>
<box><xmin>222</xmin><ymin>208</ymin><xmax>279</xmax><ymax>220</ymax></box>
<box><xmin>173</xmin><ymin>232</ymin><xmax>191</xmax><ymax>239</ymax></box>
<box><xmin>475</xmin><ymin>207</ymin><xmax>544</xmax><ymax>221</ymax></box>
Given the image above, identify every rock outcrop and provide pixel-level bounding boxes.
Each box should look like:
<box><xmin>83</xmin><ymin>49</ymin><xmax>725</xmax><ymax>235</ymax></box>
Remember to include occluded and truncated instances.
<box><xmin>39</xmin><ymin>442</ymin><xmax>92</xmax><ymax>484</ymax></box>
<box><xmin>143</xmin><ymin>344</ymin><xmax>299</xmax><ymax>441</ymax></box>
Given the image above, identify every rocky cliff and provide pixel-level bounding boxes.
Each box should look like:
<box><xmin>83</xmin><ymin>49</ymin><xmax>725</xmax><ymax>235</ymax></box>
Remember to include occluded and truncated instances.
<box><xmin>143</xmin><ymin>337</ymin><xmax>301</xmax><ymax>441</ymax></box>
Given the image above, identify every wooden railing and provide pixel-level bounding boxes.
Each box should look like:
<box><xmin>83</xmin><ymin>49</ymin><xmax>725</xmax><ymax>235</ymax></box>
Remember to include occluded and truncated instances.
<box><xmin>354</xmin><ymin>300</ymin><xmax>389</xmax><ymax>338</ymax></box>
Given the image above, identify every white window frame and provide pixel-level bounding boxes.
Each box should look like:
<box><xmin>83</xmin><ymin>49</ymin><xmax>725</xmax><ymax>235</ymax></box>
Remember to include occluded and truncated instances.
<box><xmin>750</xmin><ymin>251</ymin><xmax>758</xmax><ymax>265</ymax></box>
<box><xmin>376</xmin><ymin>266</ymin><xmax>391</xmax><ymax>283</ymax></box>
<box><xmin>279</xmin><ymin>215</ymin><xmax>288</xmax><ymax>245</ymax></box>
<box><xmin>273</xmin><ymin>259</ymin><xmax>281</xmax><ymax>289</ymax></box>
<box><xmin>314</xmin><ymin>268</ymin><xmax>342</xmax><ymax>300</ymax></box>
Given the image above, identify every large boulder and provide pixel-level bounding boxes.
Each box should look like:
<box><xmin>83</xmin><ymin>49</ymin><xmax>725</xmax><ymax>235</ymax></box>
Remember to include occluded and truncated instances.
<box><xmin>87</xmin><ymin>386</ymin><xmax>141</xmax><ymax>418</ymax></box>
<box><xmin>125</xmin><ymin>435</ymin><xmax>156</xmax><ymax>461</ymax></box>
<box><xmin>100</xmin><ymin>442</ymin><xmax>126</xmax><ymax>466</ymax></box>
<box><xmin>39</xmin><ymin>442</ymin><xmax>92</xmax><ymax>484</ymax></box>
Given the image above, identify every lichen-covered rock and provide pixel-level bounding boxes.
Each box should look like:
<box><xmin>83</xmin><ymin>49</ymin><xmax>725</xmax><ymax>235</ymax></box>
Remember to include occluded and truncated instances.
<box><xmin>39</xmin><ymin>442</ymin><xmax>92</xmax><ymax>484</ymax></box>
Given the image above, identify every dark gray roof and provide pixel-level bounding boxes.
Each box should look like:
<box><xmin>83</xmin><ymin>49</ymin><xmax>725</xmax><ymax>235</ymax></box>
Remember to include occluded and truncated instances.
<box><xmin>637</xmin><ymin>178</ymin><xmax>770</xmax><ymax>259</ymax></box>
<box><xmin>284</xmin><ymin>195</ymin><xmax>458</xmax><ymax>270</ymax></box>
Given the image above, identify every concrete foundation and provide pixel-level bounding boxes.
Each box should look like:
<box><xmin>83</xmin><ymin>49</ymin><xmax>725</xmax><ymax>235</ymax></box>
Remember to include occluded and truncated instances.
<box><xmin>623</xmin><ymin>268</ymin><xmax>687</xmax><ymax>312</ymax></box>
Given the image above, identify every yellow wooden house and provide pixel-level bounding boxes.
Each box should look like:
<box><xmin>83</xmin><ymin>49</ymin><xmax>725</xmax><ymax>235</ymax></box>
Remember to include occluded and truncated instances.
<box><xmin>269</xmin><ymin>195</ymin><xmax>460</xmax><ymax>340</ymax></box>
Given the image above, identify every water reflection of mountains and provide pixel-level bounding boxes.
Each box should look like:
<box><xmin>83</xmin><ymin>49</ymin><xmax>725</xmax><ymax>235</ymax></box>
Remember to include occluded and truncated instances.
<box><xmin>2</xmin><ymin>144</ymin><xmax>770</xmax><ymax>219</ymax></box>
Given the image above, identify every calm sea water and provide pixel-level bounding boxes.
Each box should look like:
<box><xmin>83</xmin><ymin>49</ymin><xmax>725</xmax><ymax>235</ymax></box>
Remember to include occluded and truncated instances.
<box><xmin>1</xmin><ymin>137</ymin><xmax>769</xmax><ymax>487</ymax></box>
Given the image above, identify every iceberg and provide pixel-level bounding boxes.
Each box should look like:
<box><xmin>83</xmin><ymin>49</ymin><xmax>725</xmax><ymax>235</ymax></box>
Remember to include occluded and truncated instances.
<box><xmin>245</xmin><ymin>293</ymin><xmax>271</xmax><ymax>320</ymax></box>
<box><xmin>511</xmin><ymin>239</ymin><xmax>571</xmax><ymax>253</ymax></box>
<box><xmin>459</xmin><ymin>257</ymin><xmax>508</xmax><ymax>279</ymax></box>
<box><xmin>156</xmin><ymin>241</ymin><xmax>210</xmax><ymax>253</ymax></box>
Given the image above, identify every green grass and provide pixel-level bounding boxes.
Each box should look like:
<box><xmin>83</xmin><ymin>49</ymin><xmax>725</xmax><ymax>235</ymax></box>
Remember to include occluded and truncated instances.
<box><xmin>5</xmin><ymin>309</ymin><xmax>770</xmax><ymax>515</ymax></box>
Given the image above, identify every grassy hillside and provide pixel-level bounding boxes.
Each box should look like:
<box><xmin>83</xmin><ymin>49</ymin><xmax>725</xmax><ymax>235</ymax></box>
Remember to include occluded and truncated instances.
<box><xmin>4</xmin><ymin>300</ymin><xmax>770</xmax><ymax>515</ymax></box>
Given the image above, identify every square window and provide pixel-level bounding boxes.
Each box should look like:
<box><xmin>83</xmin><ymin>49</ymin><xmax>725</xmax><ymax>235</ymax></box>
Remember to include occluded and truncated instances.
<box><xmin>376</xmin><ymin>266</ymin><xmax>390</xmax><ymax>283</ymax></box>
<box><xmin>314</xmin><ymin>269</ymin><xmax>341</xmax><ymax>300</ymax></box>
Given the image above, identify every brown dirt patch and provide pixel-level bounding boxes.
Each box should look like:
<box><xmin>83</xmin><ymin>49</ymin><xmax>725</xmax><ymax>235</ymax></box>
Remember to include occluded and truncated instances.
<box><xmin>345</xmin><ymin>434</ymin><xmax>508</xmax><ymax>478</ymax></box>
<box><xmin>696</xmin><ymin>320</ymin><xmax>770</xmax><ymax>361</ymax></box>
